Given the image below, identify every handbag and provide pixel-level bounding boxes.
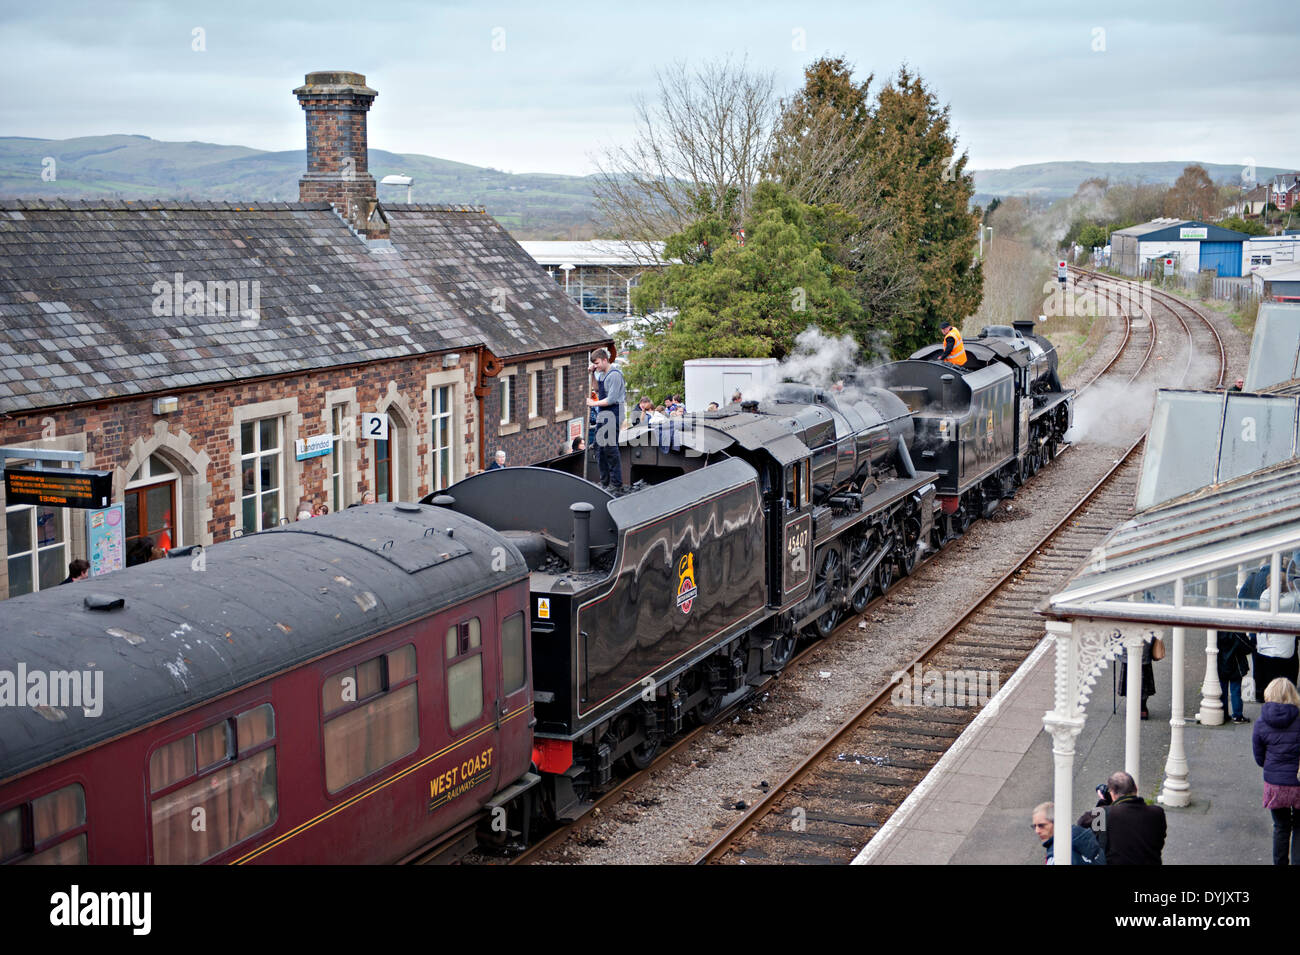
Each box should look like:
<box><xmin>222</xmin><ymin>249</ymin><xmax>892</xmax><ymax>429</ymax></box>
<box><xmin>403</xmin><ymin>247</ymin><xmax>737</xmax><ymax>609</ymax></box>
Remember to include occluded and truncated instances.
<box><xmin>1151</xmin><ymin>636</ymin><xmax>1166</xmax><ymax>661</ymax></box>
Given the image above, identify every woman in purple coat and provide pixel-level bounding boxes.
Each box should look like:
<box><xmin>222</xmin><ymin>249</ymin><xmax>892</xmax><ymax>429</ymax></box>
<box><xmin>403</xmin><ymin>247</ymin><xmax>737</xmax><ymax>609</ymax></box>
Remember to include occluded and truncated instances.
<box><xmin>1253</xmin><ymin>678</ymin><xmax>1300</xmax><ymax>865</ymax></box>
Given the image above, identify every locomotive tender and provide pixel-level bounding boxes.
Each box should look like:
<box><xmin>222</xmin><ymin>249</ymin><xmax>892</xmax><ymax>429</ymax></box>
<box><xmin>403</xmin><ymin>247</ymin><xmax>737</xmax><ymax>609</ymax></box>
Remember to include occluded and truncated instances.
<box><xmin>0</xmin><ymin>321</ymin><xmax>1073</xmax><ymax>863</ymax></box>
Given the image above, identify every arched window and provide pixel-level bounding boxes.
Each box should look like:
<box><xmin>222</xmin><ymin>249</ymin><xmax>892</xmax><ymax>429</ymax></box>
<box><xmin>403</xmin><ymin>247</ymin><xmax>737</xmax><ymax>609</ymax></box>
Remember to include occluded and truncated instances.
<box><xmin>125</xmin><ymin>453</ymin><xmax>181</xmax><ymax>553</ymax></box>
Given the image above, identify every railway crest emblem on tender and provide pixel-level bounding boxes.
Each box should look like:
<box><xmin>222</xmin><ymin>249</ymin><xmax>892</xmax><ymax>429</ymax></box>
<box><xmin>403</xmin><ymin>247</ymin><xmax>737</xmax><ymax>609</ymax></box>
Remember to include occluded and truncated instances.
<box><xmin>676</xmin><ymin>552</ymin><xmax>697</xmax><ymax>615</ymax></box>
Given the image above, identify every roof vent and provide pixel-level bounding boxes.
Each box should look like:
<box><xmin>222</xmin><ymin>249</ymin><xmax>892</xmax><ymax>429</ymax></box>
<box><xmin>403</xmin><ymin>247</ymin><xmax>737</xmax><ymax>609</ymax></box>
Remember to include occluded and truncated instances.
<box><xmin>84</xmin><ymin>594</ymin><xmax>125</xmax><ymax>612</ymax></box>
<box><xmin>394</xmin><ymin>502</ymin><xmax>422</xmax><ymax>513</ymax></box>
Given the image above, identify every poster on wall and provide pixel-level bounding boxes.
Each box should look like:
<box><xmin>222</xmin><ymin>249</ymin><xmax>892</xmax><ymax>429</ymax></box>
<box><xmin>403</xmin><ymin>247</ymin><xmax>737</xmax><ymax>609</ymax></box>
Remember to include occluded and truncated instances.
<box><xmin>86</xmin><ymin>504</ymin><xmax>125</xmax><ymax>577</ymax></box>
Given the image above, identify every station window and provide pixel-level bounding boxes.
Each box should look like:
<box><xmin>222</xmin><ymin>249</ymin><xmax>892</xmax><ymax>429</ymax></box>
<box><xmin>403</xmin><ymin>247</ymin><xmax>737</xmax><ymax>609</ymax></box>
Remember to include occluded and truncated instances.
<box><xmin>555</xmin><ymin>366</ymin><xmax>568</xmax><ymax>413</ymax></box>
<box><xmin>322</xmin><ymin>645</ymin><xmax>419</xmax><ymax>793</ymax></box>
<box><xmin>148</xmin><ymin>703</ymin><xmax>278</xmax><ymax>864</ymax></box>
<box><xmin>501</xmin><ymin>612</ymin><xmax>526</xmax><ymax>695</ymax></box>
<box><xmin>447</xmin><ymin>618</ymin><xmax>484</xmax><ymax>731</ymax></box>
<box><xmin>0</xmin><ymin>783</ymin><xmax>87</xmax><ymax>865</ymax></box>
<box><xmin>529</xmin><ymin>371</ymin><xmax>541</xmax><ymax>420</ymax></box>
<box><xmin>5</xmin><ymin>503</ymin><xmax>68</xmax><ymax>597</ymax></box>
<box><xmin>500</xmin><ymin>376</ymin><xmax>513</xmax><ymax>425</ymax></box>
<box><xmin>239</xmin><ymin>417</ymin><xmax>282</xmax><ymax>532</ymax></box>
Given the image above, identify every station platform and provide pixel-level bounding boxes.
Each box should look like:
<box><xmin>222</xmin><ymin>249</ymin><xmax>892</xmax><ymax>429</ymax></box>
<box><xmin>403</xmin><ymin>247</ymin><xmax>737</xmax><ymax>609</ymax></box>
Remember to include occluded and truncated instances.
<box><xmin>854</xmin><ymin>631</ymin><xmax>1274</xmax><ymax>865</ymax></box>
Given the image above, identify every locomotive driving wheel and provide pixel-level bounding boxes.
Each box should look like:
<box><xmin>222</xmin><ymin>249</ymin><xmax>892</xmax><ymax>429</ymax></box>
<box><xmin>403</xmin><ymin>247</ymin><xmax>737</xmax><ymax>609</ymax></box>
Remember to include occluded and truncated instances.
<box><xmin>848</xmin><ymin>534</ymin><xmax>875</xmax><ymax>614</ymax></box>
<box><xmin>809</xmin><ymin>546</ymin><xmax>843</xmax><ymax>639</ymax></box>
<box><xmin>896</xmin><ymin>515</ymin><xmax>923</xmax><ymax>577</ymax></box>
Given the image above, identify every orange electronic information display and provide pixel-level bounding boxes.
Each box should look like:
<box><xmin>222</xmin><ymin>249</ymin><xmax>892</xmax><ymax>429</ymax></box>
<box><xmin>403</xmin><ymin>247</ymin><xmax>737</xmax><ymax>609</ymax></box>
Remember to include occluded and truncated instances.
<box><xmin>4</xmin><ymin>467</ymin><xmax>113</xmax><ymax>509</ymax></box>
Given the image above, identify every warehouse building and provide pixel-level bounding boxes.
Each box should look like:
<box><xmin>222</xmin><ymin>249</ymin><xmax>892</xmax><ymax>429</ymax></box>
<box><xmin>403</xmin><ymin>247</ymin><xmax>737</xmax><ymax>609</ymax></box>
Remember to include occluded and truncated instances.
<box><xmin>1252</xmin><ymin>263</ymin><xmax>1300</xmax><ymax>303</ymax></box>
<box><xmin>520</xmin><ymin>240</ymin><xmax>664</xmax><ymax>317</ymax></box>
<box><xmin>1110</xmin><ymin>218</ymin><xmax>1251</xmax><ymax>278</ymax></box>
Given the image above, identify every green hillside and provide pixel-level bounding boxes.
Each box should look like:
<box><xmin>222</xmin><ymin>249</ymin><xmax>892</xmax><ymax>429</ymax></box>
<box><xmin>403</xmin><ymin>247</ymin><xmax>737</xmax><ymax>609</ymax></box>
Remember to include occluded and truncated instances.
<box><xmin>972</xmin><ymin>160</ymin><xmax>1292</xmax><ymax>202</ymax></box>
<box><xmin>0</xmin><ymin>134</ymin><xmax>604</xmax><ymax>238</ymax></box>
<box><xmin>3</xmin><ymin>136</ymin><xmax>1292</xmax><ymax>235</ymax></box>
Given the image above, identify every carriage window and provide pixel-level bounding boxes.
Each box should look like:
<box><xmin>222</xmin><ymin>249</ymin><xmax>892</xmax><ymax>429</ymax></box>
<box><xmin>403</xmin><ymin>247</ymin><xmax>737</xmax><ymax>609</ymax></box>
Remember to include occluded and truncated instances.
<box><xmin>2</xmin><ymin>783</ymin><xmax>88</xmax><ymax>865</ymax></box>
<box><xmin>786</xmin><ymin>465</ymin><xmax>800</xmax><ymax>509</ymax></box>
<box><xmin>150</xmin><ymin>735</ymin><xmax>196</xmax><ymax>793</ymax></box>
<box><xmin>447</xmin><ymin>619</ymin><xmax>485</xmax><ymax>731</ymax></box>
<box><xmin>149</xmin><ymin>706</ymin><xmax>278</xmax><ymax>864</ymax></box>
<box><xmin>322</xmin><ymin>646</ymin><xmax>419</xmax><ymax>794</ymax></box>
<box><xmin>502</xmin><ymin>613</ymin><xmax>526</xmax><ymax>694</ymax></box>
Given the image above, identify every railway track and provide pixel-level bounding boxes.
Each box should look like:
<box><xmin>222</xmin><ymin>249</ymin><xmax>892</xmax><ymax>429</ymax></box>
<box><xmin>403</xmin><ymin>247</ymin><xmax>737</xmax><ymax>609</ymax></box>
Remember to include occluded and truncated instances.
<box><xmin>693</xmin><ymin>272</ymin><xmax>1226</xmax><ymax>865</ymax></box>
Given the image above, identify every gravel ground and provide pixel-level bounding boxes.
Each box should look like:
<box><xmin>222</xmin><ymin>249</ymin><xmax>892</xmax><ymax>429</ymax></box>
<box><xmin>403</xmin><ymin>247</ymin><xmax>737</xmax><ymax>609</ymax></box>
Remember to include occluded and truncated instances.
<box><xmin>524</xmin><ymin>294</ymin><xmax>1246</xmax><ymax>866</ymax></box>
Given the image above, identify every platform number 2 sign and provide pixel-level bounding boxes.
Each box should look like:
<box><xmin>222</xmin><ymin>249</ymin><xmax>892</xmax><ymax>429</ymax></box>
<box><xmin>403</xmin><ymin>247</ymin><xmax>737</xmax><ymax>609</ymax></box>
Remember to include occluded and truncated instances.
<box><xmin>363</xmin><ymin>413</ymin><xmax>389</xmax><ymax>442</ymax></box>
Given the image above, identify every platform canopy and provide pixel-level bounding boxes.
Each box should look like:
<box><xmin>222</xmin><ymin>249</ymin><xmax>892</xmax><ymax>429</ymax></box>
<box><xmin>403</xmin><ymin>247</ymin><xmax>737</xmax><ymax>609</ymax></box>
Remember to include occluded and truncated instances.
<box><xmin>1047</xmin><ymin>458</ymin><xmax>1300</xmax><ymax>634</ymax></box>
<box><xmin>1245</xmin><ymin>302</ymin><xmax>1300</xmax><ymax>391</ymax></box>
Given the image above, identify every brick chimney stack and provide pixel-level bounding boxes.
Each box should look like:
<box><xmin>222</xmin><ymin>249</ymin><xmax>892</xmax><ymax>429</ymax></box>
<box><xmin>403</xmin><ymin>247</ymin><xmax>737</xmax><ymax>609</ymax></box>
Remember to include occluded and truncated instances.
<box><xmin>294</xmin><ymin>70</ymin><xmax>388</xmax><ymax>239</ymax></box>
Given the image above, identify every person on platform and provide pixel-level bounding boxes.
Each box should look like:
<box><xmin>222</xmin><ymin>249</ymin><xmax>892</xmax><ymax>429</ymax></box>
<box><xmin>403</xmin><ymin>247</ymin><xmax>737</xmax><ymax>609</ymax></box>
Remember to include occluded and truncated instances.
<box><xmin>730</xmin><ymin>390</ymin><xmax>743</xmax><ymax>405</ymax></box>
<box><xmin>632</xmin><ymin>396</ymin><xmax>654</xmax><ymax>426</ymax></box>
<box><xmin>571</xmin><ymin>436</ymin><xmax>585</xmax><ymax>453</ymax></box>
<box><xmin>1255</xmin><ymin>570</ymin><xmax>1300</xmax><ymax>692</ymax></box>
<box><xmin>707</xmin><ymin>401</ymin><xmax>720</xmax><ymax>411</ymax></box>
<box><xmin>1031</xmin><ymin>802</ymin><xmax>1104</xmax><ymax>866</ymax></box>
<box><xmin>1118</xmin><ymin>636</ymin><xmax>1157</xmax><ymax>720</ymax></box>
<box><xmin>486</xmin><ymin>450</ymin><xmax>507</xmax><ymax>471</ymax></box>
<box><xmin>1076</xmin><ymin>771</ymin><xmax>1167</xmax><ymax>865</ymax></box>
<box><xmin>1231</xmin><ymin>378</ymin><xmax>1245</xmax><ymax>392</ymax></box>
<box><xmin>61</xmin><ymin>558</ymin><xmax>90</xmax><ymax>584</ymax></box>
<box><xmin>347</xmin><ymin>490</ymin><xmax>377</xmax><ymax>508</ymax></box>
<box><xmin>1252</xmin><ymin>678</ymin><xmax>1300</xmax><ymax>865</ymax></box>
<box><xmin>1218</xmin><ymin>626</ymin><xmax>1254</xmax><ymax>723</ymax></box>
<box><xmin>939</xmin><ymin>321</ymin><xmax>967</xmax><ymax>367</ymax></box>
<box><xmin>586</xmin><ymin>349</ymin><xmax>624</xmax><ymax>493</ymax></box>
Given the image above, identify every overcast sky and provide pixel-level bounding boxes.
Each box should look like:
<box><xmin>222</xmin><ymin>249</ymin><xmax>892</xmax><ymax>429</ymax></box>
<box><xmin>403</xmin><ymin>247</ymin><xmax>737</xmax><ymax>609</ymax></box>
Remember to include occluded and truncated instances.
<box><xmin>3</xmin><ymin>0</ymin><xmax>1295</xmax><ymax>175</ymax></box>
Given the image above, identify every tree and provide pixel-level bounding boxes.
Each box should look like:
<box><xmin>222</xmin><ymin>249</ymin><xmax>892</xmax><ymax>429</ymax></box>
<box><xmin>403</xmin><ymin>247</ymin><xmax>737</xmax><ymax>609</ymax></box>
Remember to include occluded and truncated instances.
<box><xmin>1217</xmin><ymin>215</ymin><xmax>1268</xmax><ymax>236</ymax></box>
<box><xmin>592</xmin><ymin>58</ymin><xmax>778</xmax><ymax>254</ymax></box>
<box><xmin>864</xmin><ymin>67</ymin><xmax>983</xmax><ymax>356</ymax></box>
<box><xmin>1163</xmin><ymin>165</ymin><xmax>1218</xmax><ymax>221</ymax></box>
<box><xmin>766</xmin><ymin>56</ymin><xmax>918</xmax><ymax>343</ymax></box>
<box><xmin>627</xmin><ymin>182</ymin><xmax>862</xmax><ymax>397</ymax></box>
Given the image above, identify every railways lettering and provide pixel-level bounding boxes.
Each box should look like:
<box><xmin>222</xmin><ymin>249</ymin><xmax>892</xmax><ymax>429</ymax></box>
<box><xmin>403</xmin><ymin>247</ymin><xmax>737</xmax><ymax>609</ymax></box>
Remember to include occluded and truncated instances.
<box><xmin>0</xmin><ymin>322</ymin><xmax>1071</xmax><ymax>863</ymax></box>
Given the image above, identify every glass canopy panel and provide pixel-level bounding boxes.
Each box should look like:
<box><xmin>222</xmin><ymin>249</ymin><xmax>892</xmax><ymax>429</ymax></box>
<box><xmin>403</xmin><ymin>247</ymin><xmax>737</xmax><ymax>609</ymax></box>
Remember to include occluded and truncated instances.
<box><xmin>1218</xmin><ymin>394</ymin><xmax>1298</xmax><ymax>483</ymax></box>
<box><xmin>1244</xmin><ymin>302</ymin><xmax>1300</xmax><ymax>392</ymax></box>
<box><xmin>1136</xmin><ymin>392</ymin><xmax>1224</xmax><ymax>510</ymax></box>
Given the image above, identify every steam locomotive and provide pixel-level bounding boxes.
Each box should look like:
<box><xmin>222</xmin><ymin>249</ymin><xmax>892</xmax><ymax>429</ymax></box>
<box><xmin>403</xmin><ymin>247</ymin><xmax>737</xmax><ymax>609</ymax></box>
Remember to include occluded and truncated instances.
<box><xmin>424</xmin><ymin>318</ymin><xmax>1072</xmax><ymax>821</ymax></box>
<box><xmin>0</xmin><ymin>320</ymin><xmax>1071</xmax><ymax>863</ymax></box>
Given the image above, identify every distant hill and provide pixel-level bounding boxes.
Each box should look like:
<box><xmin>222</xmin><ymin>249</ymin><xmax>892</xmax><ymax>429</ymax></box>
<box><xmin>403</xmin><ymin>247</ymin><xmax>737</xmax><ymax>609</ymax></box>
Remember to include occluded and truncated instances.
<box><xmin>0</xmin><ymin>134</ymin><xmax>604</xmax><ymax>238</ymax></box>
<box><xmin>972</xmin><ymin>160</ymin><xmax>1293</xmax><ymax>204</ymax></box>
<box><xmin>5</xmin><ymin>136</ymin><xmax>1293</xmax><ymax>234</ymax></box>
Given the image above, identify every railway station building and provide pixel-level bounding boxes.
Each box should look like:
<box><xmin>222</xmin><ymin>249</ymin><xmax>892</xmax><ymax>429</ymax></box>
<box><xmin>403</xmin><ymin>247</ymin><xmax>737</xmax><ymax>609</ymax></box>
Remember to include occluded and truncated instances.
<box><xmin>0</xmin><ymin>70</ymin><xmax>609</xmax><ymax>600</ymax></box>
<box><xmin>1110</xmin><ymin>218</ymin><xmax>1251</xmax><ymax>278</ymax></box>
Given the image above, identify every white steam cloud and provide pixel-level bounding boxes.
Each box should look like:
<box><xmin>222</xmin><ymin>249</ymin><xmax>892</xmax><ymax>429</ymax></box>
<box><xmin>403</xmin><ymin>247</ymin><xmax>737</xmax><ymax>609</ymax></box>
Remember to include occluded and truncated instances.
<box><xmin>1064</xmin><ymin>379</ymin><xmax>1155</xmax><ymax>447</ymax></box>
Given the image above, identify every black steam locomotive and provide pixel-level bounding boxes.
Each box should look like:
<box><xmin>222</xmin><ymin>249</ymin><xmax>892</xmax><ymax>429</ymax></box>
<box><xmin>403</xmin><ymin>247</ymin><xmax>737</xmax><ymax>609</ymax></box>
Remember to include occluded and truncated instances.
<box><xmin>424</xmin><ymin>320</ymin><xmax>1072</xmax><ymax>820</ymax></box>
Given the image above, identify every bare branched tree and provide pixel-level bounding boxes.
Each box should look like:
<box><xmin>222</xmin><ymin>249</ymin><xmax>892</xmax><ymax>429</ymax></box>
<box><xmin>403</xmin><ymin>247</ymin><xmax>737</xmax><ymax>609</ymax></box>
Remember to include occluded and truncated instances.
<box><xmin>592</xmin><ymin>58</ymin><xmax>778</xmax><ymax>260</ymax></box>
<box><xmin>766</xmin><ymin>102</ymin><xmax>870</xmax><ymax>210</ymax></box>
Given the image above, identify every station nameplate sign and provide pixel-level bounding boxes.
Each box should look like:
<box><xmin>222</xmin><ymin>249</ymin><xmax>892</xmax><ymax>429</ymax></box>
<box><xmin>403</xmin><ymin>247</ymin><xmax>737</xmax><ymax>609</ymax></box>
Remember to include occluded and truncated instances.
<box><xmin>4</xmin><ymin>467</ymin><xmax>113</xmax><ymax>509</ymax></box>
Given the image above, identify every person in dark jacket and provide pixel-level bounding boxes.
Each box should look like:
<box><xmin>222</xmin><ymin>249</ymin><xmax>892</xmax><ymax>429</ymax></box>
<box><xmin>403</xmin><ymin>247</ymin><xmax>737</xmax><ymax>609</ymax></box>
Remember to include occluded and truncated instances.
<box><xmin>1077</xmin><ymin>771</ymin><xmax>1166</xmax><ymax>864</ymax></box>
<box><xmin>1118</xmin><ymin>637</ymin><xmax>1156</xmax><ymax>719</ymax></box>
<box><xmin>1252</xmin><ymin>678</ymin><xmax>1300</xmax><ymax>865</ymax></box>
<box><xmin>1238</xmin><ymin>563</ymin><xmax>1271</xmax><ymax>700</ymax></box>
<box><xmin>1033</xmin><ymin>802</ymin><xmax>1105</xmax><ymax>865</ymax></box>
<box><xmin>1218</xmin><ymin>628</ymin><xmax>1254</xmax><ymax>723</ymax></box>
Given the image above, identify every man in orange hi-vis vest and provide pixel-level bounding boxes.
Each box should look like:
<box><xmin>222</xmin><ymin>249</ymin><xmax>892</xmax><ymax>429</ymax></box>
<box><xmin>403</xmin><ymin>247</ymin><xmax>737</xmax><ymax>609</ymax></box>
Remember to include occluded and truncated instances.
<box><xmin>939</xmin><ymin>321</ymin><xmax>967</xmax><ymax>367</ymax></box>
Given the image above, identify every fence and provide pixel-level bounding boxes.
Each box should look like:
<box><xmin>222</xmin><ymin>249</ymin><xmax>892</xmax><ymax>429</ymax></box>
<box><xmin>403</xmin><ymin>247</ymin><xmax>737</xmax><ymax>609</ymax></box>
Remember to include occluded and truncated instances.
<box><xmin>1127</xmin><ymin>260</ymin><xmax>1257</xmax><ymax>308</ymax></box>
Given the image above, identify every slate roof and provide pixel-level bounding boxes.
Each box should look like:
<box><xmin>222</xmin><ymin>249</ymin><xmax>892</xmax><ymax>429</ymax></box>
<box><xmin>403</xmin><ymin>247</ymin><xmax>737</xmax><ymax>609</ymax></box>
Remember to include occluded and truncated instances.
<box><xmin>0</xmin><ymin>199</ymin><xmax>609</xmax><ymax>415</ymax></box>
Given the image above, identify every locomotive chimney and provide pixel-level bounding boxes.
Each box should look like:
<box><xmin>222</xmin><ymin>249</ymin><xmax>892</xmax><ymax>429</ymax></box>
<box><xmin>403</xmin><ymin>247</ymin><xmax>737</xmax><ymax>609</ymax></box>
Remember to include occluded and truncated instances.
<box><xmin>570</xmin><ymin>502</ymin><xmax>594</xmax><ymax>573</ymax></box>
<box><xmin>941</xmin><ymin>374</ymin><xmax>955</xmax><ymax>411</ymax></box>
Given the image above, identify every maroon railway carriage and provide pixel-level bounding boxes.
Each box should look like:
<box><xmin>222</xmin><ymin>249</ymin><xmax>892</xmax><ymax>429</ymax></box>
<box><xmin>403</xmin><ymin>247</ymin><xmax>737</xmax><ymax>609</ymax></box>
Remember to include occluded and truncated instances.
<box><xmin>0</xmin><ymin>503</ymin><xmax>538</xmax><ymax>864</ymax></box>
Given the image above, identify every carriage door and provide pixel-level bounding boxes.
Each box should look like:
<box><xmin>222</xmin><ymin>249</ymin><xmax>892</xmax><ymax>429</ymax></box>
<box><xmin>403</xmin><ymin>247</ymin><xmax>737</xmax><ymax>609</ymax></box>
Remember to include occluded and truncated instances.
<box><xmin>444</xmin><ymin>596</ymin><xmax>502</xmax><ymax>811</ymax></box>
<box><xmin>781</xmin><ymin>459</ymin><xmax>814</xmax><ymax>607</ymax></box>
<box><xmin>495</xmin><ymin>585</ymin><xmax>532</xmax><ymax>795</ymax></box>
